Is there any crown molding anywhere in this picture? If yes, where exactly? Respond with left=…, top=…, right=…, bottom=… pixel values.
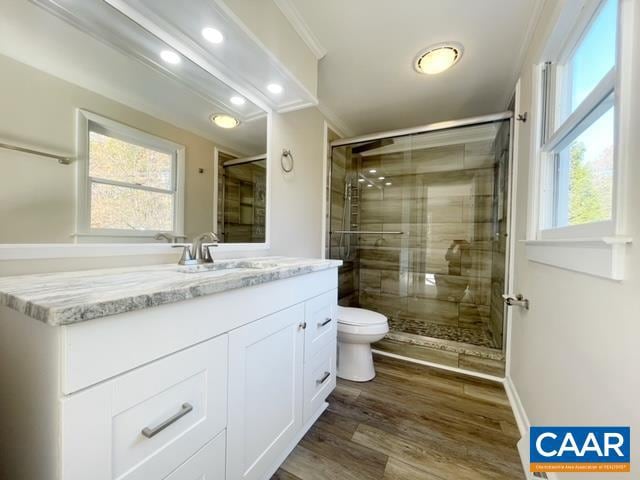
left=316, top=103, right=355, bottom=138
left=273, top=0, right=327, bottom=60
left=503, top=0, right=547, bottom=107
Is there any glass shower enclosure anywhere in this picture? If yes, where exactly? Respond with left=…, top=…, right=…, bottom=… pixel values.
left=328, top=113, right=512, bottom=376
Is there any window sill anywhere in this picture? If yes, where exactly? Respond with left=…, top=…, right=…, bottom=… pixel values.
left=523, top=236, right=632, bottom=280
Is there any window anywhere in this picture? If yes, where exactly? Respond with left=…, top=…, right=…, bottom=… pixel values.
left=77, top=111, right=184, bottom=237
left=539, top=0, right=617, bottom=238
left=526, top=0, right=631, bottom=280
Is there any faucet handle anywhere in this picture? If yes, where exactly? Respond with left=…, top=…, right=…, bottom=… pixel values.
left=172, top=244, right=198, bottom=265
left=200, top=242, right=219, bottom=263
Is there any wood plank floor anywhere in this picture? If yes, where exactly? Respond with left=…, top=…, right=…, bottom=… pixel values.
left=272, top=354, right=524, bottom=480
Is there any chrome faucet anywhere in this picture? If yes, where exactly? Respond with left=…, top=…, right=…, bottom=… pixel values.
left=172, top=232, right=220, bottom=265
left=155, top=233, right=189, bottom=243
left=193, top=232, right=220, bottom=263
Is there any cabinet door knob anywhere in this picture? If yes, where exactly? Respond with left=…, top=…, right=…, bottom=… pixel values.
left=299, top=321, right=307, bottom=330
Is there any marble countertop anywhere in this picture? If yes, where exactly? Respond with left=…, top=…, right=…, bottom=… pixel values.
left=0, top=257, right=342, bottom=326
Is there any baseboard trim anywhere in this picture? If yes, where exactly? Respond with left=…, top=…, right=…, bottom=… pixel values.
left=504, top=376, right=559, bottom=480
left=504, top=374, right=529, bottom=436
left=372, top=349, right=504, bottom=383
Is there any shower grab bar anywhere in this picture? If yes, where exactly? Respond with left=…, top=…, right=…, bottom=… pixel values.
left=332, top=230, right=404, bottom=235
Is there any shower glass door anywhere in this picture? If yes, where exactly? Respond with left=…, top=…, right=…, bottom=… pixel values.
left=329, top=118, right=511, bottom=375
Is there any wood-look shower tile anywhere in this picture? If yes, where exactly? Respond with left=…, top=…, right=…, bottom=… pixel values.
left=409, top=273, right=472, bottom=303
left=360, top=268, right=382, bottom=293
left=459, top=353, right=505, bottom=377
left=359, top=292, right=408, bottom=319
left=359, top=247, right=402, bottom=271
left=459, top=303, right=489, bottom=327
left=373, top=339, right=459, bottom=367
left=406, top=297, right=459, bottom=325
left=461, top=250, right=493, bottom=279
left=379, top=270, right=410, bottom=296
left=464, top=140, right=496, bottom=170
left=462, top=195, right=494, bottom=223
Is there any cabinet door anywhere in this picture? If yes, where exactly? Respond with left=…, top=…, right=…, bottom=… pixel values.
left=165, top=431, right=226, bottom=480
left=227, top=304, right=305, bottom=480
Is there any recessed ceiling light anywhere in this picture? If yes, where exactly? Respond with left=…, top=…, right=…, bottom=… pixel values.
left=160, top=50, right=181, bottom=65
left=369, top=169, right=377, bottom=174
left=366, top=184, right=373, bottom=188
left=378, top=176, right=385, bottom=180
left=385, top=182, right=392, bottom=186
left=358, top=178, right=365, bottom=183
left=202, top=27, right=224, bottom=44
left=230, top=95, right=246, bottom=106
left=414, top=43, right=463, bottom=75
left=267, top=83, right=283, bottom=94
left=211, top=114, right=240, bottom=129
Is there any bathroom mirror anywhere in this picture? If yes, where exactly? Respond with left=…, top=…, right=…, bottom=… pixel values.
left=0, top=0, right=268, bottom=246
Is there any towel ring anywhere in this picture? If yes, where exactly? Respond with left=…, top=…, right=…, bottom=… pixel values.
left=281, top=149, right=294, bottom=173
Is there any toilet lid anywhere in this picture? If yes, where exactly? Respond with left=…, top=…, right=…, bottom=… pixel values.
left=336, top=306, right=388, bottom=326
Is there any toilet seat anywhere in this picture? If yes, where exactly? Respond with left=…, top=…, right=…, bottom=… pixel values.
left=336, top=306, right=387, bottom=327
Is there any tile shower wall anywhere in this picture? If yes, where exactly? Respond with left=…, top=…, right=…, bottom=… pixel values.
left=356, top=139, right=499, bottom=348
left=329, top=140, right=359, bottom=306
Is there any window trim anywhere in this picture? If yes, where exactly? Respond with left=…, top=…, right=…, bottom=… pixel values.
left=75, top=109, right=185, bottom=239
left=538, top=0, right=617, bottom=239
left=525, top=0, right=632, bottom=280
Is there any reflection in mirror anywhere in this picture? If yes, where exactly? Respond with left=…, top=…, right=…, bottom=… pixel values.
left=0, top=0, right=268, bottom=244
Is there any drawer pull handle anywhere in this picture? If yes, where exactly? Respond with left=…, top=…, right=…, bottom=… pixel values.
left=318, top=318, right=332, bottom=327
left=141, top=402, right=193, bottom=439
left=316, top=371, right=331, bottom=385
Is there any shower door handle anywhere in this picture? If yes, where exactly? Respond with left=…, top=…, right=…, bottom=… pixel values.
left=503, top=294, right=529, bottom=310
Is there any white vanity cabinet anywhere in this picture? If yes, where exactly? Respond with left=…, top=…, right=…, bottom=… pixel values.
left=227, top=291, right=337, bottom=480
left=0, top=264, right=339, bottom=480
left=227, top=304, right=306, bottom=480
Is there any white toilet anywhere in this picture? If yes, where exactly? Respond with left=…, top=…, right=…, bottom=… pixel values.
left=336, top=306, right=389, bottom=382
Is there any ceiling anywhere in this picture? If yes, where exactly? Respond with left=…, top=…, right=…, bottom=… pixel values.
left=1, top=0, right=268, bottom=155
left=286, top=0, right=540, bottom=136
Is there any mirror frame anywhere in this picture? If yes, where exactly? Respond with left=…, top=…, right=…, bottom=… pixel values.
left=0, top=112, right=272, bottom=260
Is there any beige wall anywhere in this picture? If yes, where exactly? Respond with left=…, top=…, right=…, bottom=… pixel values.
left=510, top=1, right=639, bottom=477
left=0, top=54, right=221, bottom=243
left=269, top=107, right=327, bottom=257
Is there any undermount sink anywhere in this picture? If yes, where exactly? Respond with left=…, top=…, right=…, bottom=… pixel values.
left=176, top=260, right=277, bottom=274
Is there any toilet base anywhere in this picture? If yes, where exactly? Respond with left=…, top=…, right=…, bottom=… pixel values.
left=337, top=341, right=376, bottom=382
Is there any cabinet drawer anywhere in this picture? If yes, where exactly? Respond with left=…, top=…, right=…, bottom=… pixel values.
left=303, top=340, right=337, bottom=423
left=61, top=335, right=228, bottom=480
left=164, top=430, right=225, bottom=480
left=303, top=289, right=337, bottom=362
